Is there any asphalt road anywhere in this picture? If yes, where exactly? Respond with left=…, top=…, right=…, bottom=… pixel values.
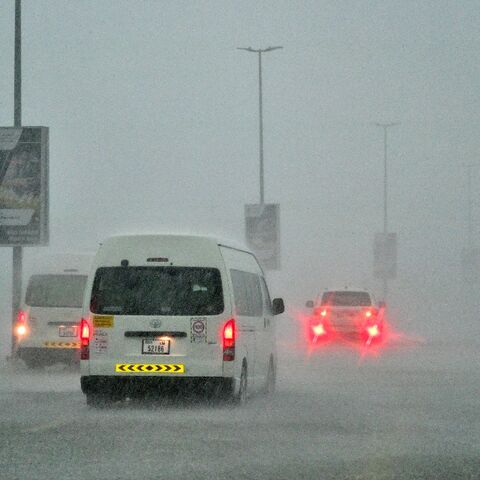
left=0, top=329, right=479, bottom=480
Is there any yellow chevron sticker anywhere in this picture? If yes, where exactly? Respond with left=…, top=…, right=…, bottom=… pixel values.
left=115, top=364, right=185, bottom=374
left=43, top=341, right=80, bottom=349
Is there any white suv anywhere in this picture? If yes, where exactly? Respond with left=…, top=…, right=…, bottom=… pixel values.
left=306, top=289, right=385, bottom=343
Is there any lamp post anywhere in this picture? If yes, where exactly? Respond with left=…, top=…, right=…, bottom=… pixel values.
left=375, top=122, right=399, bottom=300
left=237, top=46, right=282, bottom=204
left=12, top=0, right=22, bottom=355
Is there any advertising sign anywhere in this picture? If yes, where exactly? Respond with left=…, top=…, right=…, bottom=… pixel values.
left=245, top=203, right=280, bottom=270
left=373, top=232, right=397, bottom=279
left=0, top=127, right=48, bottom=245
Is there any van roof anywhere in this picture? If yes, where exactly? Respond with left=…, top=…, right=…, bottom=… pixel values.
left=95, top=234, right=254, bottom=267
left=25, top=253, right=93, bottom=276
left=101, top=234, right=250, bottom=252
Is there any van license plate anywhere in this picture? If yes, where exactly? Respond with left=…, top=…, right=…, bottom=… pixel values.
left=59, top=326, right=78, bottom=337
left=142, top=339, right=170, bottom=355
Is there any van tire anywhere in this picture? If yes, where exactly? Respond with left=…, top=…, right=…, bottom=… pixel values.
left=264, top=357, right=276, bottom=396
left=234, top=362, right=248, bottom=405
left=24, top=358, right=43, bottom=370
left=86, top=393, right=111, bottom=408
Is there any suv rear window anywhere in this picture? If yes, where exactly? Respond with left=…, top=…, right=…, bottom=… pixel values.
left=26, top=274, right=87, bottom=308
left=320, top=291, right=371, bottom=307
left=90, top=267, right=224, bottom=316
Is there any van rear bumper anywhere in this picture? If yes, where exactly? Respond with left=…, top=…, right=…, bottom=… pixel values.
left=17, top=347, right=79, bottom=366
left=81, top=375, right=235, bottom=397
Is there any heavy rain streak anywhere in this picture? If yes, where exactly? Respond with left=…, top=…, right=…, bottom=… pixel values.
left=0, top=2, right=479, bottom=479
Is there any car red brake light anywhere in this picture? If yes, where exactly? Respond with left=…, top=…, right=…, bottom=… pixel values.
left=223, top=319, right=236, bottom=361
left=312, top=323, right=326, bottom=336
left=365, top=308, right=378, bottom=319
left=79, top=318, right=91, bottom=360
left=14, top=310, right=28, bottom=337
left=366, top=324, right=380, bottom=337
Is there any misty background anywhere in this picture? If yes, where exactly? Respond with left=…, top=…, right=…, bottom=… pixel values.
left=1, top=0, right=479, bottom=357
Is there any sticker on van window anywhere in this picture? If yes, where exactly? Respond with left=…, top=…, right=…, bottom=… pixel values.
left=191, top=318, right=207, bottom=343
left=92, top=331, right=108, bottom=354
left=93, top=315, right=114, bottom=328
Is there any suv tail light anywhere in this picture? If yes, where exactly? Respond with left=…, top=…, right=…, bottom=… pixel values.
left=366, top=324, right=380, bottom=337
left=365, top=308, right=378, bottom=319
left=314, top=307, right=328, bottom=317
left=223, top=319, right=236, bottom=361
left=79, top=318, right=91, bottom=360
left=14, top=310, right=28, bottom=337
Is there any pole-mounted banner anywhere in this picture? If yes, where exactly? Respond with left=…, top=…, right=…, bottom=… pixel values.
left=245, top=203, right=280, bottom=270
left=0, top=126, right=49, bottom=246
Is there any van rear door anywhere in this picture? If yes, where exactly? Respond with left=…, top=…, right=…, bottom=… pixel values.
left=24, top=274, right=86, bottom=347
left=88, top=266, right=227, bottom=376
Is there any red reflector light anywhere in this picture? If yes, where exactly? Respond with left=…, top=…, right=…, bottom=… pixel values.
left=17, top=310, right=26, bottom=324
left=79, top=318, right=91, bottom=360
left=223, top=319, right=236, bottom=361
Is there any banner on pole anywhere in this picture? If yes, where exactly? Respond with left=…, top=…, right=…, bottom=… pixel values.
left=373, top=232, right=397, bottom=279
left=0, top=127, right=49, bottom=245
left=245, top=203, right=280, bottom=270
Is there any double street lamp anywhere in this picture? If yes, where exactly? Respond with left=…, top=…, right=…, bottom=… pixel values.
left=237, top=46, right=283, bottom=205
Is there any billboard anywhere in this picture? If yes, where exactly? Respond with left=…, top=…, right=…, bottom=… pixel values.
left=245, top=203, right=280, bottom=270
left=0, top=127, right=49, bottom=245
left=373, top=232, right=397, bottom=279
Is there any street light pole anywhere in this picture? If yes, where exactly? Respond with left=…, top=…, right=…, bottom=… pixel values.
left=375, top=122, right=398, bottom=300
left=12, top=0, right=23, bottom=356
left=238, top=46, right=282, bottom=205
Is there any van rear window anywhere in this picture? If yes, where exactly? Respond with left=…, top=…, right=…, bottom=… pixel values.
left=320, top=291, right=371, bottom=307
left=26, top=274, right=87, bottom=308
left=90, top=267, right=224, bottom=316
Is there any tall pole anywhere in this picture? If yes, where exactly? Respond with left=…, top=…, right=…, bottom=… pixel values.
left=383, top=126, right=388, bottom=234
left=238, top=46, right=282, bottom=205
left=12, top=0, right=23, bottom=355
left=375, top=122, right=398, bottom=300
left=258, top=52, right=264, bottom=204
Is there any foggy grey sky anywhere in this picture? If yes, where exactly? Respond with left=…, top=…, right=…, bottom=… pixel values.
left=1, top=0, right=480, bottom=354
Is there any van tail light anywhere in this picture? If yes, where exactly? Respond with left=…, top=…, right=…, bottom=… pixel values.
left=14, top=310, right=28, bottom=337
left=79, top=318, right=91, bottom=360
left=223, top=319, right=236, bottom=361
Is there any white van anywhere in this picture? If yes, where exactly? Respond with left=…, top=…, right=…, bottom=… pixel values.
left=80, top=235, right=284, bottom=406
left=14, top=254, right=92, bottom=368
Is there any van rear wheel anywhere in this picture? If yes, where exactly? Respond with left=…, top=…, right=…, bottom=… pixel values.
left=234, top=363, right=248, bottom=405
left=86, top=393, right=111, bottom=408
left=264, top=357, right=276, bottom=396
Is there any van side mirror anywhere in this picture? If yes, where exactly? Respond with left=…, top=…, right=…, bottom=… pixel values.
left=305, top=300, right=314, bottom=308
left=272, top=298, right=285, bottom=315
